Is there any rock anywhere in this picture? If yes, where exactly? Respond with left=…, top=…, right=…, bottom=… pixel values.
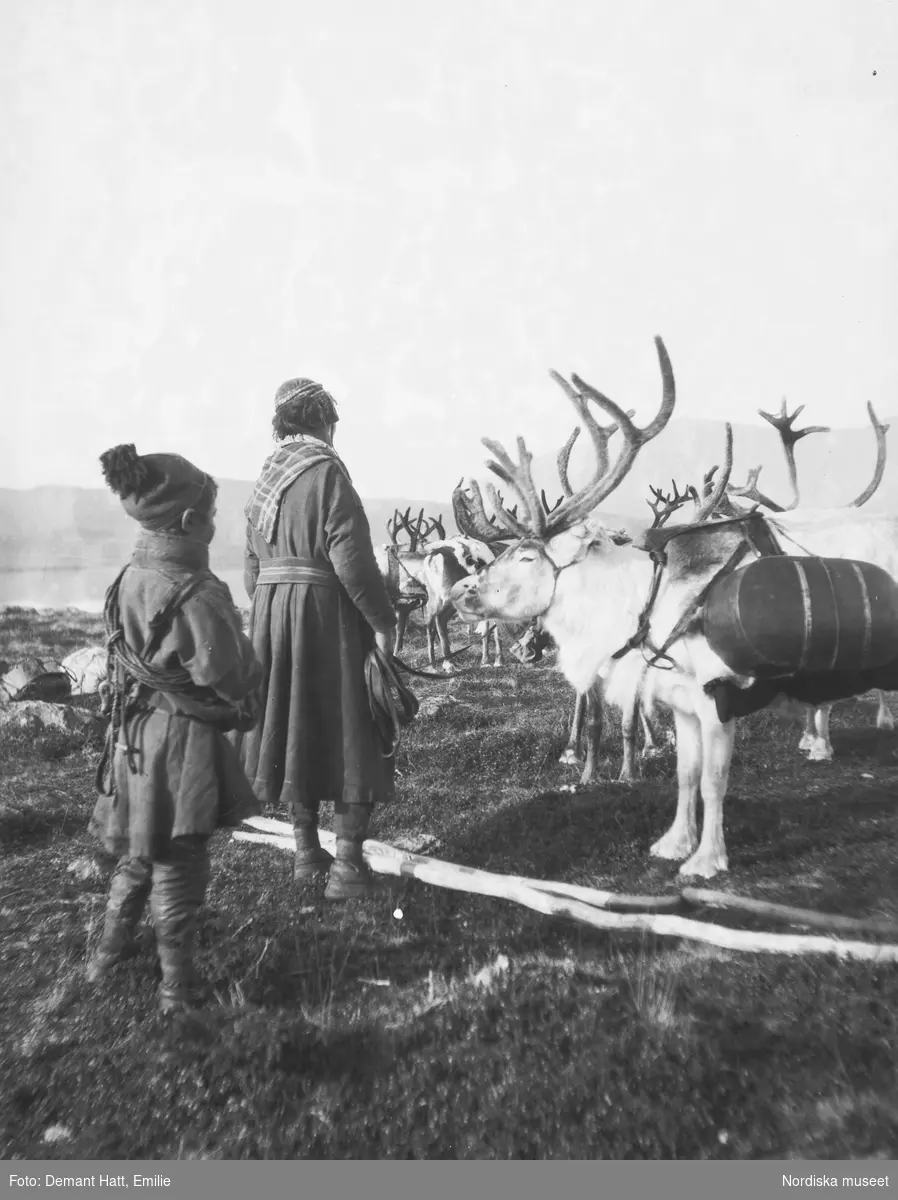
left=0, top=657, right=71, bottom=703
left=67, top=856, right=105, bottom=883
left=0, top=700, right=98, bottom=735
left=61, top=645, right=107, bottom=695
left=41, top=1125, right=73, bottom=1145
left=473, top=954, right=510, bottom=990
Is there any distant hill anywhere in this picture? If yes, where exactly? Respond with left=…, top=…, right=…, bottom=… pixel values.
left=2, top=410, right=896, bottom=575
left=0, top=481, right=460, bottom=574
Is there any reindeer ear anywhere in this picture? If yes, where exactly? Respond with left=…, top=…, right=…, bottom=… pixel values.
left=610, top=530, right=632, bottom=546
left=543, top=523, right=595, bottom=569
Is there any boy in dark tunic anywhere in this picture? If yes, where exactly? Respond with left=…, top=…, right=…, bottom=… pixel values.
left=88, top=444, right=262, bottom=1013
left=236, top=379, right=398, bottom=900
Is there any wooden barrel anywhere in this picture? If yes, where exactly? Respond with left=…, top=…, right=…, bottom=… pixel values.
left=702, top=556, right=898, bottom=678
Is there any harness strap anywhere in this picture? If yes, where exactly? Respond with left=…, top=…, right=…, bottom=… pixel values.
left=96, top=568, right=215, bottom=799
left=610, top=552, right=667, bottom=661
left=609, top=522, right=781, bottom=672
left=642, top=539, right=755, bottom=669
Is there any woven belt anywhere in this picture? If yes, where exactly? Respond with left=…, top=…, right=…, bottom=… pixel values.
left=255, top=557, right=338, bottom=587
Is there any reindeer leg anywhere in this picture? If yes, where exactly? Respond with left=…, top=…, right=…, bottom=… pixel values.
left=875, top=689, right=895, bottom=731
left=797, top=706, right=817, bottom=753
left=492, top=623, right=504, bottom=668
left=678, top=703, right=736, bottom=880
left=426, top=619, right=437, bottom=668
left=480, top=623, right=490, bottom=668
left=437, top=611, right=455, bottom=673
left=559, top=693, right=584, bottom=765
left=580, top=682, right=605, bottom=785
left=618, top=692, right=641, bottom=784
left=805, top=704, right=834, bottom=762
left=394, top=610, right=408, bottom=655
left=650, top=708, right=701, bottom=862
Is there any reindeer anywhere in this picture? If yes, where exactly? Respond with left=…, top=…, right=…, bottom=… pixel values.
left=718, top=399, right=896, bottom=760
left=449, top=335, right=898, bottom=878
left=378, top=506, right=504, bottom=670
left=378, top=507, right=445, bottom=653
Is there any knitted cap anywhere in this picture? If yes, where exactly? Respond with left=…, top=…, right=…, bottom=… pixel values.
left=274, top=378, right=339, bottom=425
left=99, top=444, right=214, bottom=531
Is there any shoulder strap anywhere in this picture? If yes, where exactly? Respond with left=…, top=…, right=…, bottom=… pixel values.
left=143, top=572, right=212, bottom=660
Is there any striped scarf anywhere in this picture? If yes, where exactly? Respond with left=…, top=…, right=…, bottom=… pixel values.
left=244, top=437, right=347, bottom=544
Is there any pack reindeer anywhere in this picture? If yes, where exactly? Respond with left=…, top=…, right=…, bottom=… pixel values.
left=450, top=335, right=898, bottom=878
left=377, top=506, right=503, bottom=670
left=717, top=399, right=896, bottom=761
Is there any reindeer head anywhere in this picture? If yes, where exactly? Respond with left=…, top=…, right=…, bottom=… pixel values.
left=451, top=336, right=679, bottom=624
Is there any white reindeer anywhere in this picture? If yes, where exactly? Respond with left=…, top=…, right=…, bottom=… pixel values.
left=449, top=336, right=898, bottom=878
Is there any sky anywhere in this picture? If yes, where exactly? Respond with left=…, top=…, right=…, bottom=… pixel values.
left=1, top=0, right=896, bottom=500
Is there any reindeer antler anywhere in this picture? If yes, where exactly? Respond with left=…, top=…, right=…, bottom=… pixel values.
left=467, top=338, right=675, bottom=542
left=692, top=424, right=734, bottom=523
left=386, top=510, right=402, bottom=546
left=451, top=479, right=510, bottom=544
left=541, top=336, right=676, bottom=534
left=481, top=436, right=546, bottom=536
left=847, top=402, right=890, bottom=507
left=416, top=513, right=445, bottom=545
left=756, top=398, right=830, bottom=510
left=727, top=465, right=785, bottom=513
left=547, top=379, right=638, bottom=492
left=556, top=428, right=580, bottom=498
left=646, top=479, right=699, bottom=529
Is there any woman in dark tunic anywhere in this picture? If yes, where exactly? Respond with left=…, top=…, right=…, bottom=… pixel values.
left=236, top=379, right=398, bottom=900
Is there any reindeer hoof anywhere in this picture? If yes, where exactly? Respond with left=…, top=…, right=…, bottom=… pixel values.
left=558, top=749, right=580, bottom=766
left=797, top=732, right=816, bottom=752
left=805, top=739, right=834, bottom=762
left=616, top=769, right=639, bottom=785
left=877, top=710, right=896, bottom=731
left=650, top=830, right=698, bottom=861
left=640, top=747, right=664, bottom=760
left=441, top=662, right=457, bottom=675
left=678, top=849, right=729, bottom=879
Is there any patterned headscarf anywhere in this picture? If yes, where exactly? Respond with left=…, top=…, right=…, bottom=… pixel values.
left=272, top=377, right=339, bottom=436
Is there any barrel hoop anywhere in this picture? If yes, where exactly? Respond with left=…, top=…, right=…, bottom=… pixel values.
left=818, top=558, right=841, bottom=672
left=792, top=560, right=813, bottom=672
left=850, top=561, right=873, bottom=665
left=730, top=562, right=751, bottom=656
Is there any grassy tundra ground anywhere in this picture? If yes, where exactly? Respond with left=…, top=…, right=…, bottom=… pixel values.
left=1, top=604, right=897, bottom=1161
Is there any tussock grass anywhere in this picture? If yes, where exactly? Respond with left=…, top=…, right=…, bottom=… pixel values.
left=1, top=608, right=898, bottom=1159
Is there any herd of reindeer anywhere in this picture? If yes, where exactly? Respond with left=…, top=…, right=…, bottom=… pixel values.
left=374, top=336, right=897, bottom=879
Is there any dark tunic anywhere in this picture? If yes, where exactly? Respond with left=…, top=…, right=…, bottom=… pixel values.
left=235, top=451, right=398, bottom=812
left=90, top=533, right=263, bottom=859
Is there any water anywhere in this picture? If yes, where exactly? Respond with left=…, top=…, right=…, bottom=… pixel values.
left=0, top=567, right=249, bottom=613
